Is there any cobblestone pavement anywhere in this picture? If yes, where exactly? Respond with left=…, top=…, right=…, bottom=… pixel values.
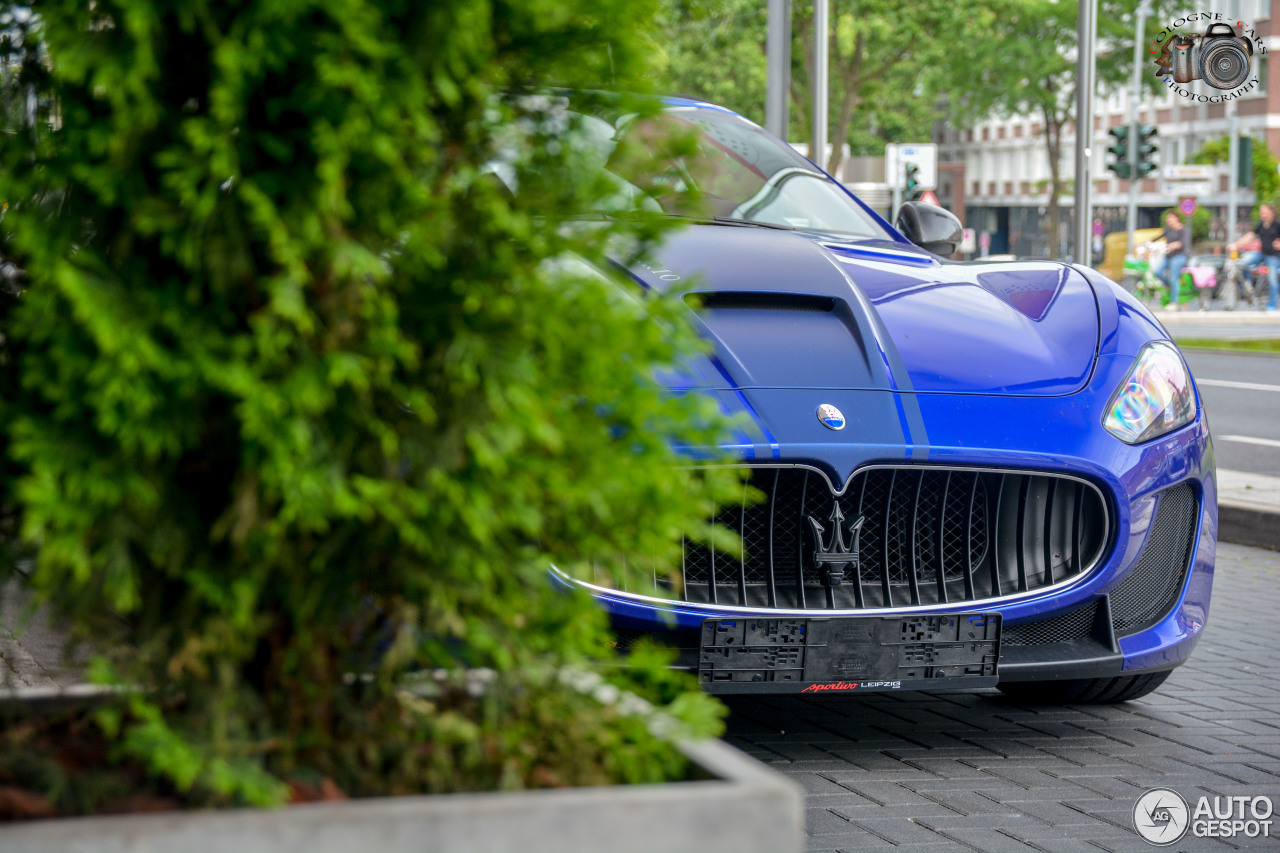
left=722, top=543, right=1280, bottom=852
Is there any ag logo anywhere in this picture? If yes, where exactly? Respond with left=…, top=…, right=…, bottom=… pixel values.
left=1133, top=788, right=1190, bottom=845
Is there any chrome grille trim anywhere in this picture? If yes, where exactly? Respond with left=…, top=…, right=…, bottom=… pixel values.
left=563, top=463, right=1112, bottom=617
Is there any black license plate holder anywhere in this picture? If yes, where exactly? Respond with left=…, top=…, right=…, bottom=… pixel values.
left=698, top=613, right=1000, bottom=694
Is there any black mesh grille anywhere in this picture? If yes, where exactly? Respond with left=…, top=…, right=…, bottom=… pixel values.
left=1003, top=601, right=1099, bottom=646
left=610, top=628, right=647, bottom=652
left=1111, top=484, right=1198, bottom=636
left=671, top=466, right=1109, bottom=612
left=610, top=627, right=697, bottom=654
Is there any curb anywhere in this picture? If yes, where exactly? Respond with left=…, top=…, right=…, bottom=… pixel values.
left=1157, top=311, right=1280, bottom=326
left=0, top=738, right=805, bottom=853
left=1218, top=500, right=1280, bottom=552
left=0, top=684, right=120, bottom=715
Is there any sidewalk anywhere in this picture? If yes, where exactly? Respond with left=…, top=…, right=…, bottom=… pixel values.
left=1217, top=468, right=1280, bottom=551
left=1155, top=308, right=1280, bottom=545
left=1156, top=302, right=1280, bottom=339
left=1157, top=306, right=1280, bottom=323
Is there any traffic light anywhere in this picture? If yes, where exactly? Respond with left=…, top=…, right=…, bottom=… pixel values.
left=904, top=163, right=920, bottom=197
left=1106, top=126, right=1132, bottom=179
left=1238, top=136, right=1254, bottom=187
left=1133, top=125, right=1159, bottom=178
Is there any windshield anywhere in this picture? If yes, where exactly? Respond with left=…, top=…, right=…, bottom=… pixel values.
left=492, top=98, right=892, bottom=242
left=602, top=106, right=890, bottom=240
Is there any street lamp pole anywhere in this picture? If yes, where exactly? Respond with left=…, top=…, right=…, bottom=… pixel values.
left=1074, top=0, right=1098, bottom=264
left=765, top=0, right=791, bottom=140
left=811, top=0, right=829, bottom=171
left=1127, top=0, right=1150, bottom=258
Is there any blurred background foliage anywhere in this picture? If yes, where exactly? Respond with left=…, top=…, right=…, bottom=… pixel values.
left=656, top=0, right=989, bottom=174
left=655, top=0, right=1177, bottom=258
left=0, top=0, right=744, bottom=808
left=1192, top=135, right=1280, bottom=218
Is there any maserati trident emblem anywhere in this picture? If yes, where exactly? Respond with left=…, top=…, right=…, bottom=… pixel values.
left=816, top=403, right=846, bottom=430
left=808, top=503, right=865, bottom=588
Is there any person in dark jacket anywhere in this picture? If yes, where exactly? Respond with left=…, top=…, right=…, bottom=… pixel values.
left=1230, top=202, right=1280, bottom=311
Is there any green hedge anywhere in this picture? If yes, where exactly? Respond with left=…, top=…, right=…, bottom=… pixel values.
left=0, top=0, right=740, bottom=808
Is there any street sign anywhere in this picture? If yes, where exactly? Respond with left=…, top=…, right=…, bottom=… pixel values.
left=884, top=143, right=938, bottom=190
left=1179, top=197, right=1197, bottom=216
left=1162, top=180, right=1213, bottom=197
left=1163, top=164, right=1215, bottom=180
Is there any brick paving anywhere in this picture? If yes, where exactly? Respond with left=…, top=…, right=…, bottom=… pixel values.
left=722, top=542, right=1280, bottom=852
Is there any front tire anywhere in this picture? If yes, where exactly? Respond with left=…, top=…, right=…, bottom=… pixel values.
left=997, top=671, right=1171, bottom=704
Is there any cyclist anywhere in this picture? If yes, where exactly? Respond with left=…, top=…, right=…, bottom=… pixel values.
left=1153, top=211, right=1190, bottom=311
left=1229, top=202, right=1280, bottom=312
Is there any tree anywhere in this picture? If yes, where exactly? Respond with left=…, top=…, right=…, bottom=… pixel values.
left=658, top=0, right=769, bottom=124
left=954, top=0, right=1171, bottom=258
left=657, top=0, right=991, bottom=175
left=0, top=0, right=737, bottom=810
left=840, top=64, right=945, bottom=157
left=790, top=0, right=994, bottom=176
left=1191, top=135, right=1280, bottom=216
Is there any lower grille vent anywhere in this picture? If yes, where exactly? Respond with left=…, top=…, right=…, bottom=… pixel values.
left=1004, top=601, right=1100, bottom=646
left=1111, top=484, right=1198, bottom=636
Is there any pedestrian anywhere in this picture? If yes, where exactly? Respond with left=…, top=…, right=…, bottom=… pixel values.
left=1154, top=211, right=1190, bottom=312
left=1229, top=202, right=1280, bottom=311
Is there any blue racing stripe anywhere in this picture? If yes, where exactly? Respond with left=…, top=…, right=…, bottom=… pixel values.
left=707, top=356, right=781, bottom=459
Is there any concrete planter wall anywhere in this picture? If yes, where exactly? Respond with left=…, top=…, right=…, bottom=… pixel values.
left=0, top=738, right=804, bottom=853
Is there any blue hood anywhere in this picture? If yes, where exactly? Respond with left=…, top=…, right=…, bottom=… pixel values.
left=627, top=225, right=1099, bottom=397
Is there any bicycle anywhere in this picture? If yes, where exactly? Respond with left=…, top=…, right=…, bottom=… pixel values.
left=1220, top=249, right=1259, bottom=311
left=1121, top=242, right=1167, bottom=305
left=1122, top=241, right=1195, bottom=308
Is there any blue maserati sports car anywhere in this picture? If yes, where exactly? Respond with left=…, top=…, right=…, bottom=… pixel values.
left=553, top=98, right=1215, bottom=703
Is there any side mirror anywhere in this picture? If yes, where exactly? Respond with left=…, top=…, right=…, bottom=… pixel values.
left=896, top=201, right=963, bottom=256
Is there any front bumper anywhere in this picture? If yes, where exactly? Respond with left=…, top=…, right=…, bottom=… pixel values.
left=573, top=388, right=1216, bottom=693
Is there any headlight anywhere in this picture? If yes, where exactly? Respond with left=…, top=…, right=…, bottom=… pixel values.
left=1103, top=341, right=1196, bottom=444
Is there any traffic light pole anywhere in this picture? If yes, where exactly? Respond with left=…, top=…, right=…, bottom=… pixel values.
left=1126, top=1, right=1148, bottom=259
left=1227, top=0, right=1239, bottom=249
left=1227, top=99, right=1239, bottom=247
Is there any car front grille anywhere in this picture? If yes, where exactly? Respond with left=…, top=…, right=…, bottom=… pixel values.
left=652, top=466, right=1109, bottom=612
